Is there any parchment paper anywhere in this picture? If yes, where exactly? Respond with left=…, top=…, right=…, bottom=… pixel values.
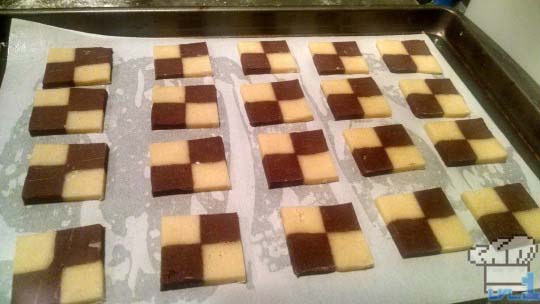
left=0, top=19, right=539, bottom=303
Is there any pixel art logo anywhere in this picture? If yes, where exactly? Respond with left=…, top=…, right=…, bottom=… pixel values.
left=468, top=236, right=539, bottom=301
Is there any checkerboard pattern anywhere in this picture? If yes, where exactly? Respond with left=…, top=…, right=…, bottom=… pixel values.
left=424, top=118, right=507, bottom=167
left=257, top=130, right=339, bottom=188
left=240, top=79, right=313, bottom=126
left=376, top=40, right=442, bottom=74
left=11, top=224, right=105, bottom=304
left=376, top=188, right=472, bottom=258
left=321, top=77, right=391, bottom=120
left=343, top=124, right=425, bottom=177
left=43, top=47, right=113, bottom=88
left=29, top=88, right=107, bottom=136
left=152, top=84, right=219, bottom=130
left=150, top=137, right=231, bottom=196
left=161, top=213, right=246, bottom=290
left=22, top=143, right=109, bottom=205
left=153, top=42, right=213, bottom=79
left=238, top=40, right=298, bottom=75
left=280, top=203, right=373, bottom=276
left=462, top=183, right=540, bottom=242
left=308, top=41, right=368, bottom=75
left=399, top=78, right=470, bottom=118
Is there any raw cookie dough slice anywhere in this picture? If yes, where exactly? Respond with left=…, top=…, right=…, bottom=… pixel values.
left=343, top=124, right=425, bottom=177
left=11, top=224, right=105, bottom=304
left=309, top=41, right=368, bottom=75
left=150, top=136, right=231, bottom=196
left=376, top=40, right=442, bottom=74
left=257, top=130, right=338, bottom=188
left=376, top=188, right=472, bottom=258
left=22, top=143, right=109, bottom=205
left=462, top=183, right=540, bottom=242
left=280, top=203, right=373, bottom=276
left=399, top=78, right=470, bottom=118
left=238, top=40, right=298, bottom=75
left=321, top=77, right=391, bottom=120
left=154, top=42, right=212, bottom=79
left=424, top=118, right=507, bottom=166
left=29, top=88, right=108, bottom=136
left=161, top=213, right=246, bottom=290
left=152, top=84, right=219, bottom=129
left=43, top=47, right=113, bottom=88
left=240, top=79, right=313, bottom=126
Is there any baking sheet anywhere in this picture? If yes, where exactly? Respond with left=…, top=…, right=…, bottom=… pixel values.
left=0, top=18, right=539, bottom=303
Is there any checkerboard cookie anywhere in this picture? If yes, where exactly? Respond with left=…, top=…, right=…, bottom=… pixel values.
left=152, top=84, right=219, bottom=130
left=11, top=224, right=105, bottom=304
left=425, top=118, right=507, bottom=166
left=43, top=47, right=112, bottom=88
left=257, top=130, right=338, bottom=188
left=376, top=188, right=472, bottom=258
left=161, top=213, right=246, bottom=290
left=399, top=78, right=470, bottom=118
left=238, top=40, right=298, bottom=75
left=376, top=40, right=442, bottom=74
left=321, top=77, right=391, bottom=120
left=343, top=124, right=425, bottom=177
left=22, top=143, right=109, bottom=205
left=29, top=88, right=107, bottom=136
left=280, top=203, right=373, bottom=276
left=462, top=183, right=540, bottom=242
left=153, top=42, right=212, bottom=79
left=240, top=79, right=313, bottom=126
left=150, top=137, right=231, bottom=196
left=308, top=41, right=368, bottom=75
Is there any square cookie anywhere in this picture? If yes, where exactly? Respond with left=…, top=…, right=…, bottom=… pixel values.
left=281, top=203, right=373, bottom=276
left=257, top=130, right=338, bottom=188
left=462, top=183, right=540, bottom=242
left=29, top=88, right=107, bottom=136
left=376, top=188, right=472, bottom=258
left=238, top=40, right=298, bottom=75
left=321, top=77, right=391, bottom=120
left=152, top=84, right=219, bottom=130
left=425, top=118, right=507, bottom=166
left=150, top=136, right=231, bottom=196
left=240, top=79, right=313, bottom=126
left=161, top=213, right=246, bottom=290
left=22, top=143, right=109, bottom=205
left=43, top=47, right=113, bottom=88
left=399, top=78, right=470, bottom=118
left=12, top=224, right=105, bottom=304
left=154, top=42, right=212, bottom=79
left=308, top=41, right=368, bottom=75
left=343, top=124, right=425, bottom=177
left=376, top=40, right=442, bottom=74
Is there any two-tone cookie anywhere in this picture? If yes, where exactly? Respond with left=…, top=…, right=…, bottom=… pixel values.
left=462, top=183, right=540, bottom=242
left=281, top=203, right=373, bottom=276
left=343, top=124, right=425, bottom=177
left=238, top=40, right=298, bottom=75
left=425, top=118, right=507, bottom=166
left=22, top=143, right=109, bottom=204
left=376, top=40, right=442, bottom=74
left=321, top=77, right=391, bottom=120
left=240, top=79, right=313, bottom=126
left=153, top=42, right=212, bottom=79
left=399, top=78, right=469, bottom=118
left=161, top=213, right=246, bottom=290
left=376, top=188, right=472, bottom=258
left=11, top=224, right=105, bottom=304
left=257, top=130, right=338, bottom=188
left=308, top=41, right=368, bottom=75
left=43, top=47, right=112, bottom=88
